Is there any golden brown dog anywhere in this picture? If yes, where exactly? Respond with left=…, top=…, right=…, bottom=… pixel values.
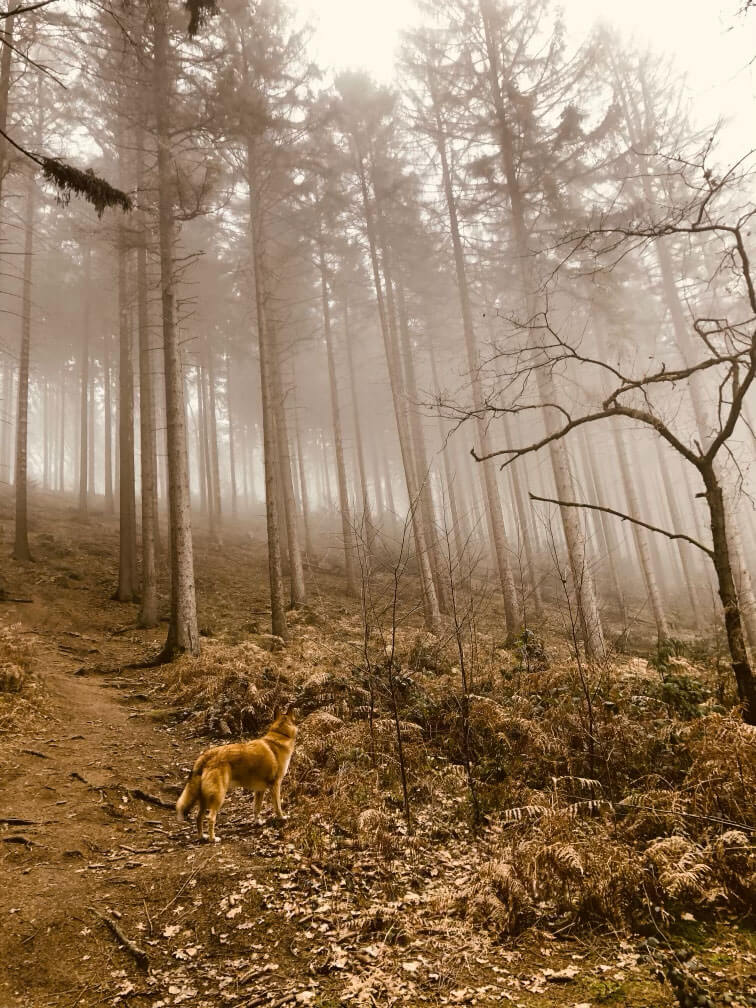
left=176, top=706, right=297, bottom=842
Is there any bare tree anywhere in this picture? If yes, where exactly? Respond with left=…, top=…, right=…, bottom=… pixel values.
left=463, top=152, right=756, bottom=723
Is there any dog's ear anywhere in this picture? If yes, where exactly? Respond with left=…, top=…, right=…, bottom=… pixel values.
left=284, top=701, right=296, bottom=716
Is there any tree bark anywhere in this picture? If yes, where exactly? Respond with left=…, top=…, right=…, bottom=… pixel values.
left=42, top=380, right=49, bottom=490
left=247, top=138, right=288, bottom=640
left=579, top=428, right=627, bottom=623
left=205, top=342, right=223, bottom=543
left=0, top=361, right=11, bottom=487
left=78, top=246, right=90, bottom=516
left=115, top=229, right=138, bottom=601
left=269, top=320, right=306, bottom=608
left=354, top=153, right=441, bottom=633
left=153, top=0, right=199, bottom=656
left=225, top=351, right=238, bottom=519
left=342, top=287, right=375, bottom=548
left=319, top=239, right=358, bottom=595
left=13, top=173, right=34, bottom=562
left=196, top=364, right=209, bottom=515
left=57, top=369, right=65, bottom=493
left=292, top=384, right=314, bottom=561
left=396, top=284, right=452, bottom=613
left=702, top=464, right=756, bottom=723
left=656, top=446, right=703, bottom=626
left=479, top=2, right=605, bottom=657
left=0, top=0, right=17, bottom=201
left=428, top=344, right=466, bottom=567
left=103, top=328, right=114, bottom=513
left=88, top=361, right=95, bottom=500
left=429, top=86, right=520, bottom=635
left=613, top=423, right=670, bottom=642
left=136, top=123, right=158, bottom=628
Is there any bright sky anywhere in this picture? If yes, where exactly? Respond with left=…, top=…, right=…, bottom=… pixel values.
left=297, top=0, right=755, bottom=157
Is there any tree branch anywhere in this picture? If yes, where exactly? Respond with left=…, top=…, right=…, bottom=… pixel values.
left=0, top=127, right=132, bottom=215
left=528, top=492, right=714, bottom=558
left=0, top=0, right=59, bottom=18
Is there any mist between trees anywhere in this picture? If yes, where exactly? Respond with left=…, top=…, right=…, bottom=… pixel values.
left=1, top=0, right=755, bottom=719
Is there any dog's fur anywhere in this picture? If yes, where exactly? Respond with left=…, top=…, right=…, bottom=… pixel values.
left=176, top=707, right=297, bottom=842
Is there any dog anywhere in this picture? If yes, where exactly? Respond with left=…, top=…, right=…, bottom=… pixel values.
left=176, top=705, right=297, bottom=843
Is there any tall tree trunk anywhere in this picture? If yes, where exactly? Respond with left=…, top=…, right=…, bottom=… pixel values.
left=153, top=0, right=199, bottom=656
left=0, top=361, right=12, bottom=486
left=379, top=435, right=395, bottom=516
left=701, top=463, right=756, bottom=724
left=270, top=321, right=306, bottom=608
left=103, top=329, right=114, bottom=513
left=206, top=342, right=223, bottom=544
left=657, top=450, right=704, bottom=627
left=342, top=288, right=374, bottom=548
left=88, top=364, right=95, bottom=499
left=0, top=0, right=17, bottom=203
left=42, top=380, right=49, bottom=490
left=354, top=153, right=440, bottom=633
left=115, top=229, right=138, bottom=601
left=78, top=247, right=90, bottom=516
left=395, top=283, right=451, bottom=612
left=57, top=370, right=65, bottom=493
left=429, top=345, right=466, bottom=565
left=225, top=352, right=238, bottom=519
left=613, top=423, right=670, bottom=642
left=318, top=240, right=358, bottom=595
left=13, top=174, right=34, bottom=562
left=247, top=140, right=288, bottom=641
left=321, top=433, right=334, bottom=512
left=196, top=365, right=209, bottom=515
left=614, top=57, right=755, bottom=650
left=292, top=385, right=314, bottom=561
left=429, top=87, right=519, bottom=635
left=480, top=2, right=605, bottom=657
left=136, top=122, right=158, bottom=628
left=579, top=429, right=627, bottom=624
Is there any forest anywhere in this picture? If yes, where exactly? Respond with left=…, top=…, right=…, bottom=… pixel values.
left=0, top=0, right=755, bottom=1006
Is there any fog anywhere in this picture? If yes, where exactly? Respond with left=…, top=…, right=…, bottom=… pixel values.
left=0, top=0, right=755, bottom=715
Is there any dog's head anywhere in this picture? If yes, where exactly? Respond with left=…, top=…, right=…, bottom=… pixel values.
left=270, top=702, right=298, bottom=738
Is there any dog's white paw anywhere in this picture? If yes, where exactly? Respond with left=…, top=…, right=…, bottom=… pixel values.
left=212, top=835, right=222, bottom=843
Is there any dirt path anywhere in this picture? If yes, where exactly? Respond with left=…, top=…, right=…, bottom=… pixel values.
left=0, top=613, right=308, bottom=1008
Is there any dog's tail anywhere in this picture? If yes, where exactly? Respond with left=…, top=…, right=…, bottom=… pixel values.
left=176, top=753, right=210, bottom=822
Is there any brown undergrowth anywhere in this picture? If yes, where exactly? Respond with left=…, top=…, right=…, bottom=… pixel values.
left=150, top=589, right=755, bottom=943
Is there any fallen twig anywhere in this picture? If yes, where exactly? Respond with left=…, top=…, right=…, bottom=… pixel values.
left=156, top=851, right=216, bottom=918
left=236, top=993, right=295, bottom=1008
left=90, top=909, right=149, bottom=970
left=129, top=788, right=174, bottom=810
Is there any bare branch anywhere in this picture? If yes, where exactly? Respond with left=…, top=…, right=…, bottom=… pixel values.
left=528, top=492, right=714, bottom=558
left=0, top=0, right=59, bottom=17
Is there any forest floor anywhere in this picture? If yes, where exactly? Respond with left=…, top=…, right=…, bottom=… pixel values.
left=0, top=492, right=754, bottom=1008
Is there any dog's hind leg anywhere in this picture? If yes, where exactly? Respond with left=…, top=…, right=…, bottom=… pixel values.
left=197, top=801, right=206, bottom=842
left=271, top=779, right=286, bottom=820
left=207, top=807, right=220, bottom=843
left=253, top=791, right=264, bottom=821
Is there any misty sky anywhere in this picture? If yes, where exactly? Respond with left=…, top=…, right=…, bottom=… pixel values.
left=297, top=0, right=755, bottom=158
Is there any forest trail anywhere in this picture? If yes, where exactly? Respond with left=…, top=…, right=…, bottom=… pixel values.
left=0, top=512, right=751, bottom=1008
left=0, top=578, right=313, bottom=1008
